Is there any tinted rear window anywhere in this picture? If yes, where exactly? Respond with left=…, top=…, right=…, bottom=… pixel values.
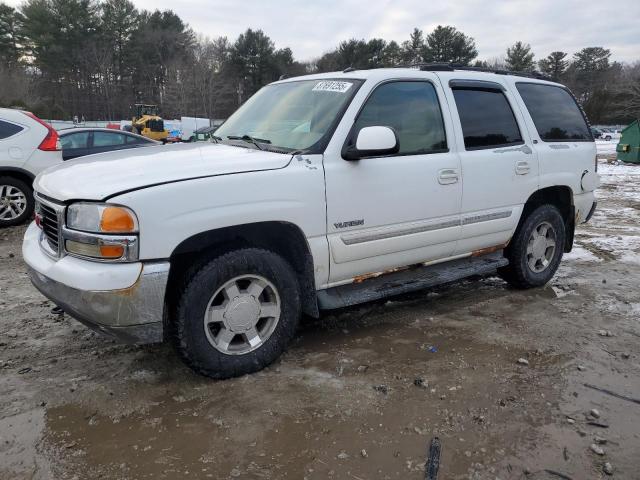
left=93, top=132, right=126, bottom=147
left=452, top=89, right=523, bottom=150
left=516, top=83, right=592, bottom=141
left=0, top=120, right=24, bottom=140
left=60, top=132, right=90, bottom=149
left=125, top=135, right=148, bottom=145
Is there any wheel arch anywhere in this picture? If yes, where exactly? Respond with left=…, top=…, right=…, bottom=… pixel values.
left=166, top=221, right=319, bottom=322
left=0, top=167, right=35, bottom=188
left=519, top=185, right=575, bottom=252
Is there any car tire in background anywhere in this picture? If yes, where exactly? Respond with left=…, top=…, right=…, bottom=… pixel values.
left=0, top=176, right=34, bottom=227
left=174, top=248, right=301, bottom=379
left=499, top=204, right=566, bottom=289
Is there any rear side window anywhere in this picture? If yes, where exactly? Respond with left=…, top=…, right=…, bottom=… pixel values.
left=125, top=135, right=148, bottom=145
left=452, top=88, right=523, bottom=150
left=0, top=120, right=24, bottom=140
left=353, top=81, right=447, bottom=156
left=60, top=132, right=90, bottom=149
left=516, top=83, right=592, bottom=141
left=93, top=132, right=126, bottom=147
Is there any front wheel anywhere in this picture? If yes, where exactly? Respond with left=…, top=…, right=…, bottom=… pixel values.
left=0, top=176, right=34, bottom=227
left=499, top=205, right=565, bottom=289
left=174, top=248, right=301, bottom=379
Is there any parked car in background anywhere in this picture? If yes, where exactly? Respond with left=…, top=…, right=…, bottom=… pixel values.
left=23, top=66, right=599, bottom=379
left=599, top=128, right=621, bottom=141
left=590, top=127, right=602, bottom=139
left=0, top=107, right=62, bottom=227
left=59, top=128, right=160, bottom=160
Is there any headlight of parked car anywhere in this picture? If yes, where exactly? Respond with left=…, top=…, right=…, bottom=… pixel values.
left=63, top=203, right=139, bottom=262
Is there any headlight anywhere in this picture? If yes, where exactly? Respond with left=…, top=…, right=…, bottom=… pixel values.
left=66, top=203, right=138, bottom=233
left=63, top=203, right=139, bottom=262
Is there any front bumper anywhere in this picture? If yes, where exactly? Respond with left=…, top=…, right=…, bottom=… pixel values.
left=23, top=223, right=169, bottom=344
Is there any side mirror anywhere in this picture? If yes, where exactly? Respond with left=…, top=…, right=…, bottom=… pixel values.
left=343, top=126, right=399, bottom=160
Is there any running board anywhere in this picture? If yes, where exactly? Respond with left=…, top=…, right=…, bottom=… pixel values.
left=317, top=251, right=509, bottom=310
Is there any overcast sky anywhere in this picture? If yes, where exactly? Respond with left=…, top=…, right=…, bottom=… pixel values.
left=6, top=0, right=640, bottom=62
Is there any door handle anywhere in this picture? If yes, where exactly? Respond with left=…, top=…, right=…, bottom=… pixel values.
left=515, top=160, right=531, bottom=175
left=438, top=168, right=459, bottom=185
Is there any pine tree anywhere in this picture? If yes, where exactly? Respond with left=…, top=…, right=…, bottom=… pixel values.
left=401, top=28, right=425, bottom=64
left=538, top=51, right=568, bottom=80
left=505, top=41, right=535, bottom=71
left=423, top=25, right=477, bottom=65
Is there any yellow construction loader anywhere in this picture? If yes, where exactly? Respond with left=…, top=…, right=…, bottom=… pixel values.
left=130, top=104, right=168, bottom=142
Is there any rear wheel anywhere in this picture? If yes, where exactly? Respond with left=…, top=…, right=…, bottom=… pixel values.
left=499, top=205, right=565, bottom=289
left=174, top=248, right=301, bottom=379
left=0, top=176, right=34, bottom=227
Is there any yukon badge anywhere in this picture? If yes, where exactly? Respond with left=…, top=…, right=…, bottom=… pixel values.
left=334, top=219, right=364, bottom=229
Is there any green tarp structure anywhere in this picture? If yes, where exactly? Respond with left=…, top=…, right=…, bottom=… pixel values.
left=616, top=120, right=640, bottom=163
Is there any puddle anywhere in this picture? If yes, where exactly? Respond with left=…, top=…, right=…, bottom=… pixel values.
left=33, top=322, right=555, bottom=479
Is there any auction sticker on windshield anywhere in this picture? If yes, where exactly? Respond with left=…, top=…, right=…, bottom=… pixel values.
left=312, top=81, right=353, bottom=93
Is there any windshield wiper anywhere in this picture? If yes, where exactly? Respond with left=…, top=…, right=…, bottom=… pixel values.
left=226, top=134, right=271, bottom=151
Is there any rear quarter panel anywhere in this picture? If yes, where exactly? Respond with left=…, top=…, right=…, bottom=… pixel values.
left=505, top=78, right=597, bottom=196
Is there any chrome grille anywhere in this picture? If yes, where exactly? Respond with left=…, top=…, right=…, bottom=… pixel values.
left=40, top=202, right=60, bottom=250
left=35, top=194, right=65, bottom=258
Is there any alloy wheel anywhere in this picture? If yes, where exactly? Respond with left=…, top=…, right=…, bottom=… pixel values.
left=0, top=185, right=27, bottom=220
left=203, top=274, right=281, bottom=355
left=526, top=221, right=557, bottom=273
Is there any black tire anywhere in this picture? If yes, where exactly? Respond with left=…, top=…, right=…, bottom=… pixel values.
left=499, top=205, right=565, bottom=289
left=174, top=248, right=301, bottom=379
left=0, top=176, right=34, bottom=227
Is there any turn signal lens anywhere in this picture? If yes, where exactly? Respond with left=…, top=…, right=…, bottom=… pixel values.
left=99, top=244, right=125, bottom=258
left=100, top=207, right=136, bottom=233
left=65, top=240, right=126, bottom=259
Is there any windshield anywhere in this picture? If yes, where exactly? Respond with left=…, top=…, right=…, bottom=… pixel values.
left=215, top=79, right=362, bottom=152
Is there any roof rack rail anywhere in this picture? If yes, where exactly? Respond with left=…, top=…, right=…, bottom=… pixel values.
left=398, top=62, right=552, bottom=81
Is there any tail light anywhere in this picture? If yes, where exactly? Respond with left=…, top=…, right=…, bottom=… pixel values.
left=595, top=153, right=598, bottom=172
left=22, top=111, right=61, bottom=151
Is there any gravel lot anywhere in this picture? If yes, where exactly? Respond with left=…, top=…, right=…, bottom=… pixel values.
left=1, top=159, right=639, bottom=479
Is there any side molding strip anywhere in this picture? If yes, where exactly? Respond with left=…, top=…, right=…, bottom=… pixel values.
left=462, top=210, right=512, bottom=225
left=341, top=219, right=460, bottom=245
left=340, top=210, right=512, bottom=246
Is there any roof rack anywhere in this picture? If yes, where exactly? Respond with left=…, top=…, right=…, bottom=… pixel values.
left=398, top=62, right=552, bottom=81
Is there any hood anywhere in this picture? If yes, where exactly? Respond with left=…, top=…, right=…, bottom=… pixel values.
left=35, top=143, right=292, bottom=201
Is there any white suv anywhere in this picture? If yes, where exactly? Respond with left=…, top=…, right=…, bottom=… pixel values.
left=22, top=66, right=599, bottom=378
left=0, top=108, right=62, bottom=227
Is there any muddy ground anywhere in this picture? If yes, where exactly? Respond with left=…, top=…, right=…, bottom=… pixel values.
left=1, top=160, right=639, bottom=480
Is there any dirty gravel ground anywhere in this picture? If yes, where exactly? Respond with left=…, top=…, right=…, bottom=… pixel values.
left=1, top=160, right=639, bottom=480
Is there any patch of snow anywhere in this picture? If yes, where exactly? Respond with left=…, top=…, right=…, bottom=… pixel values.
left=563, top=245, right=602, bottom=263
left=583, top=233, right=640, bottom=253
left=598, top=162, right=640, bottom=176
left=596, top=140, right=617, bottom=156
left=618, top=253, right=640, bottom=266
